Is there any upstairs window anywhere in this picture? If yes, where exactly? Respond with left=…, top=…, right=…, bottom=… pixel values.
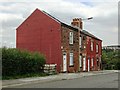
left=91, top=41, right=94, bottom=51
left=79, top=36, right=82, bottom=48
left=70, top=53, right=74, bottom=66
left=96, top=44, right=99, bottom=53
left=69, top=32, right=73, bottom=44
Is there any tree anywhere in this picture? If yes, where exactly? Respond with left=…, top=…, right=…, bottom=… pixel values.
left=102, top=49, right=120, bottom=70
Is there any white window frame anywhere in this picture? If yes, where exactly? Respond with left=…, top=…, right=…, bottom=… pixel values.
left=70, top=52, right=74, bottom=66
left=96, top=44, right=99, bottom=53
left=91, top=41, right=93, bottom=51
left=69, top=32, right=73, bottom=44
left=91, top=58, right=94, bottom=67
left=79, top=36, right=82, bottom=48
left=79, top=55, right=82, bottom=67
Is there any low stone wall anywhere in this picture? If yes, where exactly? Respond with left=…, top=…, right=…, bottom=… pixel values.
left=44, top=64, right=57, bottom=74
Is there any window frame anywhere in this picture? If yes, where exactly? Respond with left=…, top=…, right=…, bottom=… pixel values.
left=79, top=55, right=82, bottom=67
left=91, top=58, right=94, bottom=67
left=79, top=36, right=82, bottom=48
left=96, top=44, right=99, bottom=53
left=69, top=32, right=73, bottom=44
left=69, top=52, right=74, bottom=66
left=91, top=41, right=94, bottom=51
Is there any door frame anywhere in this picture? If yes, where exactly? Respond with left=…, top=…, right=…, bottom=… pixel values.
left=88, top=58, right=90, bottom=72
left=83, top=57, right=86, bottom=71
left=63, top=52, right=67, bottom=72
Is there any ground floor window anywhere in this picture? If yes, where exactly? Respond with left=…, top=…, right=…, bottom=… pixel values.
left=70, top=53, right=74, bottom=66
left=79, top=55, right=82, bottom=67
left=91, top=58, right=94, bottom=67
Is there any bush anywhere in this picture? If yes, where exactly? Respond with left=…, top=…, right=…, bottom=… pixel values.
left=102, top=49, right=120, bottom=70
left=2, top=47, right=46, bottom=77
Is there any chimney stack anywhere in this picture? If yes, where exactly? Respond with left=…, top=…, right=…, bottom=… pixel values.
left=71, top=18, right=83, bottom=30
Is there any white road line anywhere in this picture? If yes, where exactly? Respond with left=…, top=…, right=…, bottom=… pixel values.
left=2, top=79, right=57, bottom=88
left=2, top=82, right=34, bottom=88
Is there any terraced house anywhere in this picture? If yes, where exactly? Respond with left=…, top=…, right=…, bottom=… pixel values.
left=16, top=8, right=102, bottom=73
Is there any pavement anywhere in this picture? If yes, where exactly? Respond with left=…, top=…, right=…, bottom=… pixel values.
left=2, top=70, right=119, bottom=88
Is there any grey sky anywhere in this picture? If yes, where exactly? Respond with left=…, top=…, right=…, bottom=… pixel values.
left=0, top=0, right=119, bottom=48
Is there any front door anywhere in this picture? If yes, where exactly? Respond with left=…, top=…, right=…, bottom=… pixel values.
left=88, top=59, right=90, bottom=72
left=63, top=52, right=67, bottom=72
left=83, top=57, right=86, bottom=71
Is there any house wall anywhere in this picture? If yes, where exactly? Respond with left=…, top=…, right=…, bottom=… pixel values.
left=80, top=33, right=102, bottom=72
left=86, top=37, right=102, bottom=71
left=16, top=9, right=102, bottom=73
left=61, top=25, right=79, bottom=73
left=16, top=9, right=62, bottom=72
left=79, top=33, right=87, bottom=71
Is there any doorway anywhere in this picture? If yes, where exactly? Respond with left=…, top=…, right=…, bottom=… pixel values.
left=63, top=52, right=67, bottom=72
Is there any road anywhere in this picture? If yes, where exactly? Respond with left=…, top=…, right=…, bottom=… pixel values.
left=3, top=72, right=118, bottom=88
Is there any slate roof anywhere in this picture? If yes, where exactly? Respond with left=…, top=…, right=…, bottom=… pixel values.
left=81, top=30, right=102, bottom=41
left=42, top=10, right=78, bottom=31
left=42, top=10, right=62, bottom=23
left=42, top=9, right=101, bottom=41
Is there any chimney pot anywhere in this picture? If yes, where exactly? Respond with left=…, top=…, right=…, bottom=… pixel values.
left=71, top=18, right=83, bottom=30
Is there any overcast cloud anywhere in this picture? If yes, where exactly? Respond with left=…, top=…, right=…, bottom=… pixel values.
left=0, top=0, right=119, bottom=48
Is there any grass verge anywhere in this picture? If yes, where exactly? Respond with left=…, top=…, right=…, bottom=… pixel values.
left=2, top=72, right=56, bottom=80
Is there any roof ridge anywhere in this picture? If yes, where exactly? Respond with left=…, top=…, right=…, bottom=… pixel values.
left=81, top=30, right=102, bottom=41
left=42, top=10, right=61, bottom=23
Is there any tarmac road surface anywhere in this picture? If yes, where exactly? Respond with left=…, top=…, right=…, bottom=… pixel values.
left=3, top=72, right=118, bottom=88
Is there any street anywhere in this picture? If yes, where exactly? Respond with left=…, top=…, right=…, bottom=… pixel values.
left=3, top=72, right=118, bottom=88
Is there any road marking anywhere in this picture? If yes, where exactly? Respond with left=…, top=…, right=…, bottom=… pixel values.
left=2, top=82, right=34, bottom=88
left=2, top=79, right=59, bottom=88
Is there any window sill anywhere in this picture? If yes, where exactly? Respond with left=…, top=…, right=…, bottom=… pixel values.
left=69, top=65, right=74, bottom=67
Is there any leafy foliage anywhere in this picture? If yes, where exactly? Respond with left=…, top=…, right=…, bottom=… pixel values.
left=102, top=49, right=120, bottom=70
left=2, top=47, right=46, bottom=77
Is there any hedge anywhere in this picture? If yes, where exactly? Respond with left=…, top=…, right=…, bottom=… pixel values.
left=2, top=47, right=46, bottom=77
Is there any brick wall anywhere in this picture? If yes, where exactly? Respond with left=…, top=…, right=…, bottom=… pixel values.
left=61, top=25, right=79, bottom=72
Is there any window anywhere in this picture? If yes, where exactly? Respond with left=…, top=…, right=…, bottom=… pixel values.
left=79, top=36, right=82, bottom=48
left=69, top=32, right=73, bottom=44
left=79, top=55, right=82, bottom=67
left=70, top=53, right=74, bottom=66
left=91, top=58, right=94, bottom=67
left=96, top=44, right=99, bottom=53
left=91, top=41, right=94, bottom=51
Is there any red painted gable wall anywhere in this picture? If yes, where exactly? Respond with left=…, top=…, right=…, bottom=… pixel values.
left=16, top=9, right=62, bottom=72
left=86, top=37, right=102, bottom=71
